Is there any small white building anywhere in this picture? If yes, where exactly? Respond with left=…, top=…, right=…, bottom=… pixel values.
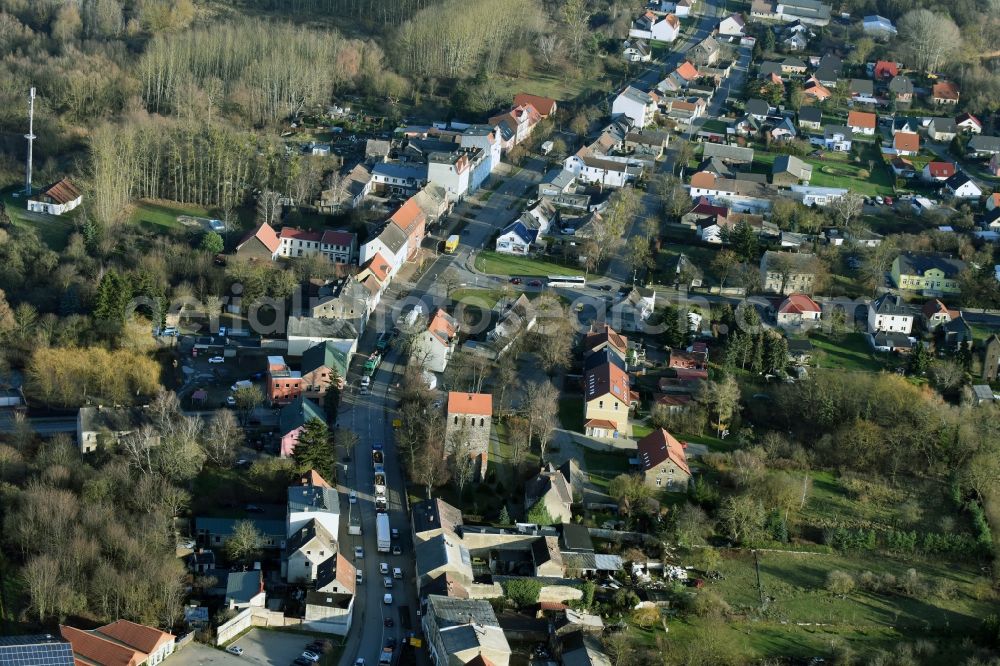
left=495, top=220, right=537, bottom=256
left=411, top=308, right=459, bottom=373
left=718, top=12, right=745, bottom=36
left=564, top=150, right=643, bottom=188
left=944, top=172, right=983, bottom=199
left=27, top=178, right=82, bottom=216
left=358, top=223, right=408, bottom=277
left=629, top=11, right=681, bottom=42
left=862, top=14, right=897, bottom=37
left=622, top=38, right=652, bottom=62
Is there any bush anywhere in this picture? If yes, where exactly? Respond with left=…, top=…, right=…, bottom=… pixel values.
left=826, top=570, right=856, bottom=596
left=690, top=589, right=731, bottom=618
left=501, top=579, right=543, bottom=607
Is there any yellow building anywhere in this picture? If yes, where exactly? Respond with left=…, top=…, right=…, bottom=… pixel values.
left=891, top=253, right=965, bottom=296
left=583, top=354, right=631, bottom=439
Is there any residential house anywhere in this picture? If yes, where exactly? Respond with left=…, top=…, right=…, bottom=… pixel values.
left=891, top=252, right=966, bottom=295
left=427, top=152, right=472, bottom=203
left=412, top=308, right=459, bottom=373
left=702, top=142, right=754, bottom=163
left=988, top=192, right=1000, bottom=211
left=287, top=472, right=340, bottom=538
left=195, top=516, right=285, bottom=550
left=890, top=157, right=916, bottom=178
left=772, top=155, right=812, bottom=186
left=560, top=631, right=612, bottom=666
left=891, top=116, right=919, bottom=135
left=750, top=0, right=831, bottom=25
left=922, top=299, right=959, bottom=330
left=583, top=355, right=630, bottom=439
left=687, top=35, right=722, bottom=67
left=278, top=396, right=326, bottom=458
left=286, top=315, right=359, bottom=358
left=862, top=14, right=897, bottom=36
left=629, top=11, right=681, bottom=42
left=768, top=116, right=798, bottom=142
left=27, top=178, right=82, bottom=216
left=849, top=78, right=876, bottom=104
left=892, top=131, right=920, bottom=156
left=873, top=60, right=899, bottom=80
left=422, top=595, right=511, bottom=666
left=513, top=93, right=557, bottom=118
left=760, top=250, right=817, bottom=294
left=285, top=519, right=336, bottom=584
left=634, top=429, right=691, bottom=491
left=370, top=162, right=427, bottom=195
left=776, top=293, right=822, bottom=327
left=524, top=463, right=575, bottom=523
left=622, top=38, right=652, bottom=62
left=624, top=129, right=670, bottom=157
left=488, top=103, right=542, bottom=153
left=945, top=172, right=983, bottom=199
left=780, top=56, right=808, bottom=75
left=583, top=324, right=629, bottom=363
left=495, top=220, right=537, bottom=256
left=612, top=86, right=659, bottom=129
left=77, top=406, right=147, bottom=454
left=356, top=252, right=392, bottom=305
left=484, top=294, right=537, bottom=358
left=718, top=12, right=746, bottom=36
left=359, top=221, right=408, bottom=276
left=0, top=635, right=74, bottom=666
left=746, top=98, right=772, bottom=121
left=798, top=106, right=822, bottom=129
left=415, top=535, right=474, bottom=594
left=658, top=61, right=700, bottom=92
left=932, top=80, right=960, bottom=105
left=307, top=277, right=374, bottom=333
left=60, top=622, right=176, bottom=666
left=968, top=135, right=1000, bottom=156
left=267, top=355, right=303, bottom=405
left=986, top=153, right=1000, bottom=177
left=664, top=96, right=707, bottom=125
left=888, top=75, right=913, bottom=104
left=389, top=197, right=428, bottom=260
left=868, top=331, right=915, bottom=353
left=781, top=28, right=810, bottom=51
left=317, top=164, right=372, bottom=212
left=612, top=287, right=657, bottom=332
left=922, top=161, right=956, bottom=182
left=235, top=222, right=281, bottom=261
left=445, top=392, right=493, bottom=477
left=563, top=148, right=644, bottom=188
left=531, top=536, right=565, bottom=577
left=821, top=125, right=852, bottom=151
left=868, top=293, right=914, bottom=334
left=814, top=54, right=841, bottom=86
left=927, top=117, right=957, bottom=142
left=847, top=111, right=877, bottom=135
left=803, top=77, right=831, bottom=102
left=412, top=498, right=463, bottom=544
left=226, top=570, right=265, bottom=610
left=941, top=316, right=973, bottom=350
left=301, top=341, right=349, bottom=404
left=956, top=113, right=983, bottom=134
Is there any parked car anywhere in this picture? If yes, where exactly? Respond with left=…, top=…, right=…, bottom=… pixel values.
left=380, top=562, right=389, bottom=575
left=226, top=646, right=244, bottom=656
left=390, top=528, right=399, bottom=540
left=509, top=277, right=522, bottom=285
left=383, top=594, right=393, bottom=605
left=208, top=356, right=225, bottom=364
left=301, top=652, right=320, bottom=663
left=392, top=545, right=402, bottom=556
left=528, top=279, right=542, bottom=287
left=349, top=490, right=357, bottom=504
left=356, top=569, right=363, bottom=584
left=355, top=546, right=364, bottom=559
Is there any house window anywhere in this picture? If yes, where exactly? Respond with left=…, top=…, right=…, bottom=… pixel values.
left=480, top=418, right=485, bottom=427
left=454, top=416, right=459, bottom=425
left=599, top=400, right=604, bottom=409
left=656, top=477, right=662, bottom=487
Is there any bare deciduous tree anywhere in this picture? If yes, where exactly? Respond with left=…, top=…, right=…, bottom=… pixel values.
left=204, top=410, right=243, bottom=467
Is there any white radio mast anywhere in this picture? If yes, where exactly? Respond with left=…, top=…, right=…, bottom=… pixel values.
left=24, top=87, right=35, bottom=195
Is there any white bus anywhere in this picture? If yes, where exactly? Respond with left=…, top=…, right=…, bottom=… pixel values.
left=547, top=275, right=587, bottom=288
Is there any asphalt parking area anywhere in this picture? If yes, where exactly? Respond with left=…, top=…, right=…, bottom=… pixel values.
left=226, top=628, right=314, bottom=666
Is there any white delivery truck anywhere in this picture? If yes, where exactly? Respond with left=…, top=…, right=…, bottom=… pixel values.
left=376, top=512, right=391, bottom=553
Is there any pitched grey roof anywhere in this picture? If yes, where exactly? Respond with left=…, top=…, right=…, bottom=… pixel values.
left=871, top=293, right=911, bottom=316
left=930, top=117, right=957, bottom=133
left=970, top=135, right=1000, bottom=153
left=425, top=595, right=499, bottom=628
left=894, top=252, right=966, bottom=278
left=287, top=315, right=359, bottom=340
left=226, top=570, right=262, bottom=604
left=746, top=98, right=771, bottom=116
left=761, top=250, right=817, bottom=272
left=773, top=155, right=812, bottom=179
left=376, top=221, right=408, bottom=254
left=888, top=75, right=913, bottom=94
left=759, top=61, right=783, bottom=77
left=849, top=78, right=874, bottom=95
left=286, top=518, right=336, bottom=554
left=798, top=107, right=822, bottom=124
left=702, top=142, right=754, bottom=162
left=288, top=485, right=341, bottom=515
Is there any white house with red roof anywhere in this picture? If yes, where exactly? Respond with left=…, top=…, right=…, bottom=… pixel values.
left=513, top=93, right=558, bottom=118
left=775, top=293, right=822, bottom=327
left=637, top=429, right=691, bottom=490
left=277, top=227, right=357, bottom=264
left=630, top=11, right=681, bottom=42
left=488, top=103, right=542, bottom=153
left=412, top=308, right=459, bottom=373
left=922, top=161, right=956, bottom=182
left=60, top=620, right=176, bottom=666
left=956, top=113, right=982, bottom=134
left=27, top=178, right=82, bottom=216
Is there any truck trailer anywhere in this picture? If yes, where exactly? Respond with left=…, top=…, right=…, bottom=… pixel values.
left=376, top=512, right=391, bottom=553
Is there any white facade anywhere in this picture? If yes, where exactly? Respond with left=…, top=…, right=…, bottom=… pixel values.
left=427, top=154, right=472, bottom=203
left=789, top=186, right=848, bottom=206
left=948, top=179, right=983, bottom=199
left=612, top=87, right=658, bottom=129
left=359, top=235, right=408, bottom=277
left=564, top=154, right=641, bottom=188
left=868, top=308, right=914, bottom=334
left=718, top=14, right=745, bottom=35
left=27, top=196, right=82, bottom=216
left=630, top=14, right=681, bottom=42
left=412, top=334, right=453, bottom=373
left=495, top=228, right=533, bottom=255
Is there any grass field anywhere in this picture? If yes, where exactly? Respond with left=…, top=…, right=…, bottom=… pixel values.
left=582, top=447, right=632, bottom=490
left=489, top=70, right=610, bottom=105
left=129, top=199, right=215, bottom=231
left=809, top=332, right=886, bottom=372
left=450, top=288, right=504, bottom=308
left=752, top=148, right=895, bottom=196
left=474, top=250, right=585, bottom=277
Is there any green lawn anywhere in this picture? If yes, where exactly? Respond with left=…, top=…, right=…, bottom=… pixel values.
left=809, top=333, right=886, bottom=372
left=489, top=70, right=610, bottom=105
left=582, top=447, right=632, bottom=490
left=2, top=187, right=77, bottom=250
left=450, top=288, right=504, bottom=308
left=752, top=148, right=895, bottom=196
left=474, top=250, right=585, bottom=277
left=129, top=199, right=216, bottom=231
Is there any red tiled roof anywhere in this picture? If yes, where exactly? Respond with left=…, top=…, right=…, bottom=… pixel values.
left=427, top=308, right=458, bottom=345
left=96, top=620, right=174, bottom=655
left=583, top=324, right=628, bottom=356
left=301, top=470, right=332, bottom=488
left=585, top=361, right=629, bottom=402
left=932, top=80, right=960, bottom=100
left=847, top=111, right=876, bottom=129
left=769, top=72, right=784, bottom=86
left=874, top=60, right=898, bottom=79
left=669, top=349, right=707, bottom=369
left=321, top=230, right=355, bottom=246
left=922, top=299, right=949, bottom=319
left=513, top=93, right=557, bottom=117
left=237, top=222, right=281, bottom=254
left=40, top=178, right=81, bottom=205
left=447, top=391, right=493, bottom=416
left=335, top=552, right=356, bottom=595
left=675, top=61, right=699, bottom=81
left=61, top=626, right=146, bottom=666
left=664, top=13, right=680, bottom=28
left=673, top=367, right=708, bottom=381
left=280, top=227, right=323, bottom=242
left=584, top=418, right=619, bottom=430
left=956, top=112, right=981, bottom=128
left=803, top=77, right=830, bottom=100
left=637, top=428, right=690, bottom=475
left=466, top=656, right=497, bottom=666
left=778, top=293, right=821, bottom=315
left=389, top=198, right=426, bottom=237
left=656, top=393, right=692, bottom=407
left=689, top=171, right=718, bottom=188
left=364, top=251, right=391, bottom=282
left=690, top=199, right=729, bottom=218
left=894, top=131, right=919, bottom=152
left=925, top=161, right=955, bottom=178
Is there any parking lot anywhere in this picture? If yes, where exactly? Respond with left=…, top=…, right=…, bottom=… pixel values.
left=172, top=629, right=340, bottom=666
